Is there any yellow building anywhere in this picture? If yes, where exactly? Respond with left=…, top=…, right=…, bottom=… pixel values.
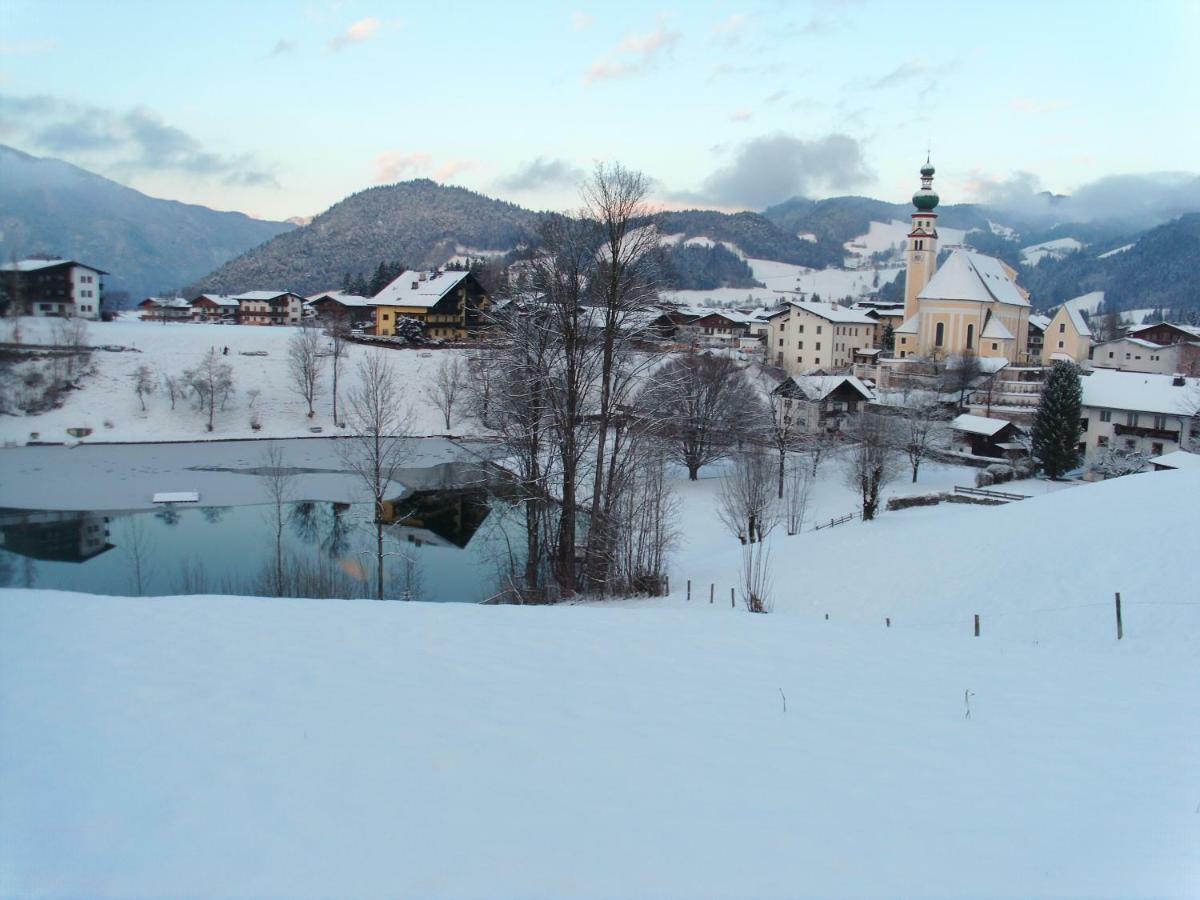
left=372, top=269, right=490, bottom=340
left=893, top=159, right=1032, bottom=365
left=1043, top=301, right=1093, bottom=364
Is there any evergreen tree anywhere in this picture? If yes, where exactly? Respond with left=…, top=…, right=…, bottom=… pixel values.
left=881, top=323, right=895, bottom=353
left=1032, top=361, right=1083, bottom=479
left=369, top=262, right=390, bottom=296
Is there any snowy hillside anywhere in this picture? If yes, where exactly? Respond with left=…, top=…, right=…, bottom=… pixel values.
left=1, top=468, right=1197, bottom=898
left=842, top=219, right=972, bottom=267
left=0, top=317, right=477, bottom=445
left=1020, top=237, right=1084, bottom=265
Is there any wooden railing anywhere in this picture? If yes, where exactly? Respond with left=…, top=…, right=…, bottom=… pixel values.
left=953, top=485, right=1028, bottom=502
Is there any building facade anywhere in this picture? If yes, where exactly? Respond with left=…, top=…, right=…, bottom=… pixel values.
left=235, top=291, right=304, bottom=326
left=766, top=301, right=878, bottom=375
left=0, top=258, right=107, bottom=320
left=1079, top=369, right=1198, bottom=464
left=373, top=270, right=490, bottom=340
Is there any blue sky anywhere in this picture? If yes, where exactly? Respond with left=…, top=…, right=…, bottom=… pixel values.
left=2, top=0, right=1198, bottom=221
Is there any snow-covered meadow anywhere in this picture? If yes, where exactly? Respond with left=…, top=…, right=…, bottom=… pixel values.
left=1, top=316, right=477, bottom=445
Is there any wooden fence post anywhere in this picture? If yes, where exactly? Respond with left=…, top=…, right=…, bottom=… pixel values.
left=886, top=617, right=890, bottom=628
left=974, top=614, right=980, bottom=637
left=709, top=583, right=714, bottom=604
left=1115, top=592, right=1123, bottom=640
left=686, top=579, right=691, bottom=602
left=731, top=587, right=735, bottom=608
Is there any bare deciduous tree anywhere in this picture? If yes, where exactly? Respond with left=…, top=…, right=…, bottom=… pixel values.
left=716, top=447, right=779, bottom=613
left=647, top=351, right=756, bottom=480
left=783, top=455, right=812, bottom=536
left=325, top=318, right=351, bottom=425
left=161, top=370, right=184, bottom=410
left=425, top=354, right=467, bottom=430
left=185, top=348, right=235, bottom=432
left=339, top=353, right=411, bottom=600
left=132, top=364, right=155, bottom=411
left=288, top=323, right=325, bottom=418
left=844, top=412, right=902, bottom=521
left=940, top=353, right=983, bottom=410
left=261, top=444, right=296, bottom=595
left=899, top=399, right=944, bottom=482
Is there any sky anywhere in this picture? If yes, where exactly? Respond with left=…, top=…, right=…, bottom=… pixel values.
left=2, top=0, right=1199, bottom=222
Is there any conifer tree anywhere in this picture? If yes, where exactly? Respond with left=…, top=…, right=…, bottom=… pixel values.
left=1032, top=360, right=1083, bottom=479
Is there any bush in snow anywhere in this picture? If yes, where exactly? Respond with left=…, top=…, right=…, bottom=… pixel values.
left=975, top=469, right=996, bottom=487
left=1014, top=457, right=1035, bottom=478
left=985, top=463, right=1015, bottom=484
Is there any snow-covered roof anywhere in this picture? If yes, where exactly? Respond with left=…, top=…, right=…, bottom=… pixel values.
left=693, top=309, right=757, bottom=325
left=767, top=300, right=877, bottom=325
left=774, top=374, right=875, bottom=403
left=917, top=250, right=1029, bottom=307
left=1080, top=369, right=1199, bottom=416
left=1029, top=314, right=1051, bottom=333
left=142, top=297, right=191, bottom=309
left=192, top=294, right=239, bottom=307
left=895, top=313, right=920, bottom=334
left=0, top=257, right=108, bottom=274
left=234, top=290, right=299, bottom=302
left=1066, top=305, right=1092, bottom=337
left=308, top=292, right=376, bottom=308
left=1129, top=321, right=1200, bottom=340
left=980, top=314, right=1015, bottom=341
left=374, top=270, right=469, bottom=309
left=950, top=414, right=1013, bottom=437
left=1149, top=450, right=1200, bottom=470
left=1092, top=337, right=1165, bottom=350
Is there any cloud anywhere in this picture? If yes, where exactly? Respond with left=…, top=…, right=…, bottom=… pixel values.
left=571, top=11, right=594, bottom=31
left=686, top=132, right=874, bottom=209
left=0, top=39, right=57, bottom=55
left=583, top=17, right=681, bottom=85
left=966, top=169, right=1200, bottom=227
left=0, top=92, right=277, bottom=186
left=372, top=150, right=476, bottom=185
left=267, top=39, right=297, bottom=57
left=861, top=59, right=928, bottom=90
left=712, top=14, right=746, bottom=45
left=328, top=17, right=381, bottom=50
left=499, top=157, right=586, bottom=192
left=729, top=109, right=752, bottom=123
left=1009, top=97, right=1071, bottom=114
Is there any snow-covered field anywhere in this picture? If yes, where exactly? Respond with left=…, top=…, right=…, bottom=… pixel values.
left=1, top=317, right=478, bottom=445
left=843, top=219, right=972, bottom=266
left=1098, top=242, right=1135, bottom=259
left=1021, top=237, right=1084, bottom=265
left=2, top=468, right=1197, bottom=898
left=663, top=257, right=903, bottom=309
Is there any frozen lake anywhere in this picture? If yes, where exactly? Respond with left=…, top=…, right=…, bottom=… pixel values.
left=0, top=437, right=526, bottom=602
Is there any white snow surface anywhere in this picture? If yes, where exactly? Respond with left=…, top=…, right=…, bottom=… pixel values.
left=0, top=317, right=480, bottom=444
left=1098, top=242, right=1135, bottom=259
left=843, top=219, right=972, bottom=265
left=2, top=467, right=1198, bottom=897
left=1020, top=237, right=1084, bottom=265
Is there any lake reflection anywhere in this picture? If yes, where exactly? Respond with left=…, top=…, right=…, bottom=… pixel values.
left=0, top=478, right=526, bottom=603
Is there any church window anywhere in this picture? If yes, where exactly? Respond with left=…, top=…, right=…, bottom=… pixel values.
left=966, top=324, right=974, bottom=350
left=935, top=322, right=945, bottom=347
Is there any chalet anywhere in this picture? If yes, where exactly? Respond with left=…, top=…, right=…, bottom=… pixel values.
left=234, top=290, right=304, bottom=326
left=687, top=310, right=755, bottom=345
left=307, top=292, right=377, bottom=327
left=1087, top=337, right=1193, bottom=375
left=139, top=297, right=193, bottom=322
left=190, top=294, right=238, bottom=322
left=1079, top=369, right=1199, bottom=464
left=948, top=414, right=1025, bottom=459
left=851, top=299, right=906, bottom=336
left=648, top=308, right=701, bottom=341
left=766, top=301, right=878, bottom=375
left=373, top=270, right=490, bottom=340
left=771, top=374, right=875, bottom=435
left=0, top=258, right=107, bottom=320
left=1126, top=321, right=1200, bottom=347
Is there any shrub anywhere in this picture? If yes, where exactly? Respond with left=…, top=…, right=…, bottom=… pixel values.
left=975, top=469, right=996, bottom=487
left=985, top=463, right=1015, bottom=484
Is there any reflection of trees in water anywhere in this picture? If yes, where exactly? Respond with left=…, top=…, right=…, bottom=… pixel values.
left=0, top=553, right=15, bottom=587
left=324, top=503, right=353, bottom=559
left=201, top=506, right=225, bottom=524
left=289, top=501, right=321, bottom=545
left=288, top=501, right=354, bottom=560
left=154, top=508, right=181, bottom=527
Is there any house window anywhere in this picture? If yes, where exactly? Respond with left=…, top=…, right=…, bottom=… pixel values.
left=1099, top=410, right=1111, bottom=422
left=1152, top=442, right=1164, bottom=456
left=1080, top=418, right=1088, bottom=431
left=816, top=325, right=823, bottom=334
left=798, top=341, right=803, bottom=349
left=966, top=323, right=974, bottom=350
left=1153, top=415, right=1168, bottom=430
left=1059, top=323, right=1066, bottom=333
left=1097, top=435, right=1109, bottom=448
left=1127, top=413, right=1139, bottom=426
left=900, top=337, right=907, bottom=345
left=1057, top=341, right=1065, bottom=349
left=778, top=338, right=783, bottom=347
left=1124, top=438, right=1136, bottom=450
left=935, top=322, right=945, bottom=347
left=991, top=343, right=998, bottom=350
left=815, top=342, right=821, bottom=351
left=1108, top=352, right=1114, bottom=358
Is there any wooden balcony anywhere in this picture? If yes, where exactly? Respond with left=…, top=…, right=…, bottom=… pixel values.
left=1113, top=423, right=1179, bottom=441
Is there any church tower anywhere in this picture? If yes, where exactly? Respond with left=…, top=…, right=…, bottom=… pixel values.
left=903, top=156, right=939, bottom=322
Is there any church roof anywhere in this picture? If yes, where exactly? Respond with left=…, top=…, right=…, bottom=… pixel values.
left=981, top=314, right=1015, bottom=340
left=895, top=312, right=920, bottom=334
left=917, top=250, right=1029, bottom=308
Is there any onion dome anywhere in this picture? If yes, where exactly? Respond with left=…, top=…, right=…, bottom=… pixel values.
left=920, top=161, right=935, bottom=177
left=912, top=187, right=939, bottom=211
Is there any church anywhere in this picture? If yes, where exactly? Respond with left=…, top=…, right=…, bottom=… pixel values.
left=892, top=159, right=1032, bottom=364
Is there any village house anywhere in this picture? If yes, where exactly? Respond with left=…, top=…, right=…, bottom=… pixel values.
left=1087, top=337, right=1196, bottom=375
left=1079, top=369, right=1198, bottom=464
left=0, top=258, right=107, bottom=320
left=235, top=290, right=304, bottom=326
left=766, top=301, right=878, bottom=375
left=138, top=297, right=193, bottom=322
left=1042, top=302, right=1092, bottom=364
left=686, top=310, right=755, bottom=345
left=1027, top=314, right=1050, bottom=364
left=1149, top=449, right=1200, bottom=472
left=307, top=292, right=377, bottom=328
left=372, top=269, right=490, bottom=340
left=1126, top=321, right=1200, bottom=347
left=948, top=414, right=1026, bottom=459
left=771, top=374, right=875, bottom=434
left=190, top=294, right=238, bottom=322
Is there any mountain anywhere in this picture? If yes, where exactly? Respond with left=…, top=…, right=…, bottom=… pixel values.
left=190, top=180, right=543, bottom=296
left=0, top=145, right=294, bottom=302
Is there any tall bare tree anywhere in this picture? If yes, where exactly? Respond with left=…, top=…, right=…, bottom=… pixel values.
left=288, top=323, right=325, bottom=418
left=716, top=447, right=779, bottom=613
left=783, top=455, right=813, bottom=536
left=425, top=354, right=468, bottom=430
left=940, top=353, right=983, bottom=410
left=261, top=444, right=296, bottom=595
left=844, top=412, right=902, bottom=521
left=899, top=399, right=944, bottom=482
left=339, top=353, right=411, bottom=600
left=132, top=364, right=155, bottom=411
left=324, top=316, right=351, bottom=425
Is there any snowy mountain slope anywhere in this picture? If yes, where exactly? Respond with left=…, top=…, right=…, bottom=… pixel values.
left=1020, top=237, right=1085, bottom=265
left=1, top=469, right=1197, bottom=898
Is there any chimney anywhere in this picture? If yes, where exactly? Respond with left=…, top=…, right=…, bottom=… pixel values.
left=1172, top=373, right=1186, bottom=386
left=419, top=272, right=427, bottom=282
left=411, top=280, right=419, bottom=290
